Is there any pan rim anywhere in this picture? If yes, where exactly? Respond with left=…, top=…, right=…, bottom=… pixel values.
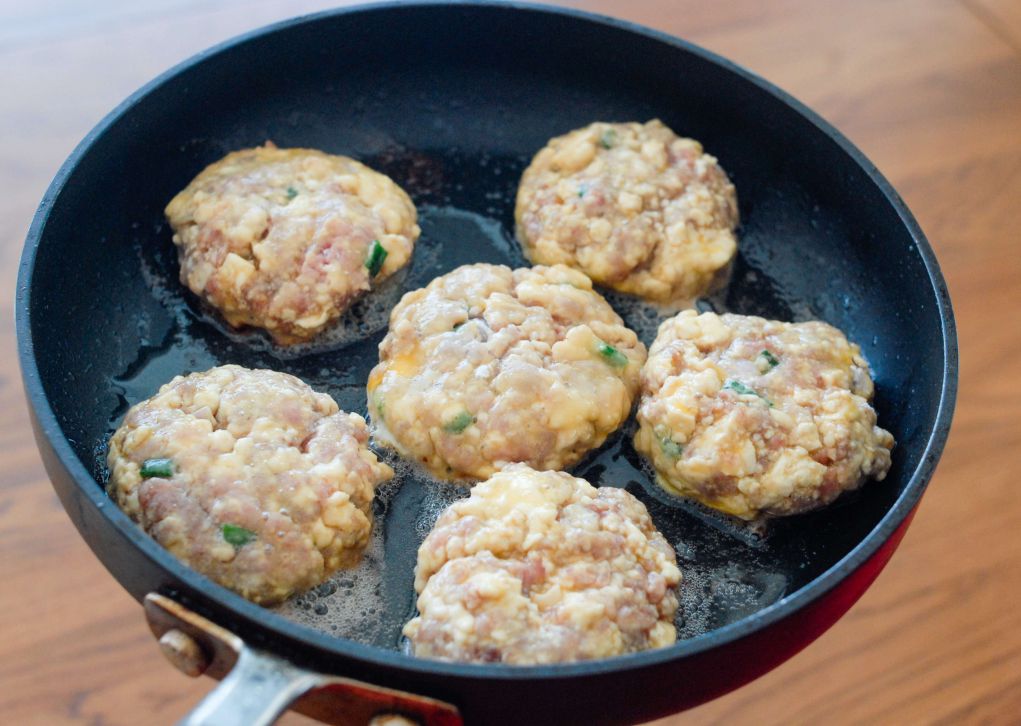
left=16, top=0, right=959, bottom=682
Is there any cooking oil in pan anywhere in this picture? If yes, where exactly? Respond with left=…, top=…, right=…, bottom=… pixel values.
left=271, top=456, right=471, bottom=646
left=272, top=476, right=403, bottom=644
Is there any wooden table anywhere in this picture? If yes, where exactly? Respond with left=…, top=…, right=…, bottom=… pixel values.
left=1, top=1, right=1018, bottom=724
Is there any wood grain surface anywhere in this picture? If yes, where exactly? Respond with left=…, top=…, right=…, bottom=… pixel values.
left=1, top=1, right=1018, bottom=724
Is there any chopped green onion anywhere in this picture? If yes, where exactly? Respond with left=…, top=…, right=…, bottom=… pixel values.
left=373, top=391, right=385, bottom=421
left=599, top=128, right=617, bottom=149
left=365, top=240, right=388, bottom=277
left=222, top=524, right=257, bottom=548
left=577, top=182, right=589, bottom=198
left=660, top=437, right=684, bottom=458
left=759, top=350, right=780, bottom=369
left=443, top=411, right=475, bottom=434
left=723, top=379, right=773, bottom=406
left=723, top=379, right=758, bottom=396
left=140, top=458, right=173, bottom=479
left=597, top=341, right=629, bottom=368
left=285, top=186, right=298, bottom=200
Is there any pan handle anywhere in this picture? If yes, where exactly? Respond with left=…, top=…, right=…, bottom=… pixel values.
left=144, top=593, right=462, bottom=726
left=179, top=646, right=321, bottom=726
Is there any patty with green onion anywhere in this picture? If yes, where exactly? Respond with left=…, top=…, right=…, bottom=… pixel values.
left=516, top=120, right=738, bottom=305
left=106, top=365, right=393, bottom=604
left=634, top=311, right=894, bottom=519
left=165, top=144, right=419, bottom=345
left=367, top=263, right=646, bottom=481
left=405, top=465, right=680, bottom=663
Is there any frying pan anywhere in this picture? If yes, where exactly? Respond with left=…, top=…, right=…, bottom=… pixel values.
left=15, top=2, right=957, bottom=725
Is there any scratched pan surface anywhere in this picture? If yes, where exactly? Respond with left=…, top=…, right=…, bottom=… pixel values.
left=17, top=3, right=956, bottom=725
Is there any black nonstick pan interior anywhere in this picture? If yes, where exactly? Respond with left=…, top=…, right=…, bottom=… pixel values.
left=20, top=2, right=954, bottom=721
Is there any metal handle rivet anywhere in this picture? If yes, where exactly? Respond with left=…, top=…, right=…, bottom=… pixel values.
left=158, top=628, right=209, bottom=677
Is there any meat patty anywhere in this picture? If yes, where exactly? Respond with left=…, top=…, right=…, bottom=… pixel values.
left=367, top=263, right=646, bottom=481
left=165, top=145, right=420, bottom=344
left=634, top=311, right=895, bottom=519
left=107, top=365, right=393, bottom=604
left=404, top=465, right=681, bottom=664
left=515, top=120, right=738, bottom=304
